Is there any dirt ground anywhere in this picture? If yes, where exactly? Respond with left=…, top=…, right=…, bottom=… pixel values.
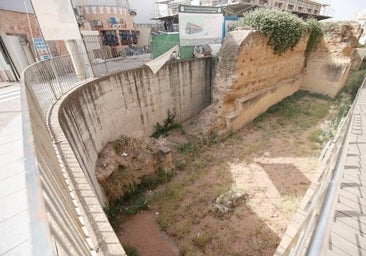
left=102, top=94, right=335, bottom=256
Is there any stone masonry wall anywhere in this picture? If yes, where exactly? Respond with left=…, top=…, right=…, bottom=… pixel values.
left=57, top=58, right=213, bottom=205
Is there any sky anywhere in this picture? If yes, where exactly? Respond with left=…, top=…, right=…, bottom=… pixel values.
left=327, top=0, right=366, bottom=21
left=130, top=0, right=366, bottom=23
left=0, top=0, right=365, bottom=23
left=129, top=0, right=156, bottom=23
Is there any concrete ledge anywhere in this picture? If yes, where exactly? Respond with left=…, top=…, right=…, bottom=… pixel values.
left=57, top=59, right=213, bottom=204
left=225, top=76, right=301, bottom=131
left=47, top=58, right=214, bottom=255
left=49, top=86, right=126, bottom=256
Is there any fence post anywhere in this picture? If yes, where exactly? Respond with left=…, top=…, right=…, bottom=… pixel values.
left=65, top=40, right=86, bottom=81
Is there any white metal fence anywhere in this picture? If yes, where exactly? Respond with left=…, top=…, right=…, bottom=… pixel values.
left=22, top=65, right=95, bottom=255
left=21, top=52, right=137, bottom=255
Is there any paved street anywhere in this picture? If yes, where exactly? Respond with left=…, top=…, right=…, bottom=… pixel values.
left=0, top=83, right=21, bottom=130
left=0, top=82, right=31, bottom=256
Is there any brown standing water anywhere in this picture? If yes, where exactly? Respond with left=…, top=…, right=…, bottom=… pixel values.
left=119, top=211, right=179, bottom=256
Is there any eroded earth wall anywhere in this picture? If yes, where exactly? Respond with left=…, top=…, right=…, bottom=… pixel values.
left=209, top=30, right=308, bottom=132
left=57, top=58, right=213, bottom=204
left=301, top=22, right=363, bottom=97
left=207, top=23, right=362, bottom=134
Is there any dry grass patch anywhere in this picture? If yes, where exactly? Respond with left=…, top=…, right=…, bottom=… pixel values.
left=101, top=87, right=361, bottom=255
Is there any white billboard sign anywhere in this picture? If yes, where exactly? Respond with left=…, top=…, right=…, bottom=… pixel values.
left=31, top=0, right=81, bottom=40
left=178, top=5, right=223, bottom=46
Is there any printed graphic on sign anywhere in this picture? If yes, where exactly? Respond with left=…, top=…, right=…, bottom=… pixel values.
left=33, top=38, right=50, bottom=61
left=178, top=5, right=223, bottom=46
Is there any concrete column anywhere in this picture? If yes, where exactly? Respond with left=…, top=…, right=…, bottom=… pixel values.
left=65, top=39, right=86, bottom=81
left=19, top=37, right=35, bottom=65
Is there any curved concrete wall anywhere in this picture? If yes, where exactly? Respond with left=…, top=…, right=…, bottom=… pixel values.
left=57, top=58, right=213, bottom=205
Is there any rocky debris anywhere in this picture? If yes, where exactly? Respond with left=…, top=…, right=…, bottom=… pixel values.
left=212, top=189, right=248, bottom=217
left=154, top=146, right=173, bottom=171
left=323, top=21, right=363, bottom=57
left=325, top=22, right=362, bottom=46
left=95, top=136, right=173, bottom=203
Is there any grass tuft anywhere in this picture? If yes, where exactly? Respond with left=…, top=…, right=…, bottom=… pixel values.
left=151, top=110, right=182, bottom=138
left=123, top=244, right=139, bottom=256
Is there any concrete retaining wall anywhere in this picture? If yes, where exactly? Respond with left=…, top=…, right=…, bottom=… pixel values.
left=57, top=58, right=213, bottom=205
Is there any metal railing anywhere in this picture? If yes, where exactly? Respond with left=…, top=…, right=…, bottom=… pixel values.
left=276, top=77, right=366, bottom=255
left=22, top=63, right=95, bottom=255
left=23, top=54, right=86, bottom=116
left=21, top=51, right=144, bottom=255
left=23, top=51, right=149, bottom=116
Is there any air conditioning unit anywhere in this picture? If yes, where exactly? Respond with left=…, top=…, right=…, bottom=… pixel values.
left=92, top=19, right=102, bottom=27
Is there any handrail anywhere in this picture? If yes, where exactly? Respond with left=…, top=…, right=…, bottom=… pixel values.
left=21, top=53, right=132, bottom=255
left=23, top=54, right=82, bottom=116
left=275, top=76, right=366, bottom=255
left=22, top=57, right=94, bottom=255
left=306, top=77, right=366, bottom=255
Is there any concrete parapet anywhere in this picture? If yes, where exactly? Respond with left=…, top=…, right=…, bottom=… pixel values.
left=52, top=57, right=213, bottom=206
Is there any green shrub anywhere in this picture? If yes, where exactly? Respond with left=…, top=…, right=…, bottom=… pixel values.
left=122, top=196, right=150, bottom=215
left=304, top=19, right=323, bottom=65
left=237, top=8, right=322, bottom=60
left=340, top=69, right=366, bottom=100
left=112, top=136, right=130, bottom=154
left=151, top=110, right=182, bottom=138
left=320, top=21, right=338, bottom=35
left=175, top=141, right=200, bottom=155
left=104, top=167, right=175, bottom=223
left=140, top=167, right=174, bottom=190
left=238, top=7, right=305, bottom=55
left=123, top=244, right=139, bottom=256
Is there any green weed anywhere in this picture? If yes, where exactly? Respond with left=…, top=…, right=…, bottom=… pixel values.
left=112, top=136, right=130, bottom=154
left=338, top=69, right=366, bottom=101
left=193, top=233, right=212, bottom=248
left=238, top=7, right=305, bottom=55
left=123, top=244, right=139, bottom=256
left=151, top=110, right=182, bottom=138
left=175, top=141, right=200, bottom=155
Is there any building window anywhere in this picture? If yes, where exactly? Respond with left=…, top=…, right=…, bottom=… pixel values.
left=288, top=4, right=294, bottom=10
left=274, top=1, right=283, bottom=8
left=119, top=30, right=138, bottom=46
left=313, top=9, right=319, bottom=14
left=298, top=7, right=303, bottom=12
left=102, top=30, right=119, bottom=46
left=131, top=31, right=138, bottom=45
left=119, top=30, right=131, bottom=45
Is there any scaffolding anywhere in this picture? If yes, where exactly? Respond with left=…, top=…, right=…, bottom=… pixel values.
left=153, top=0, right=332, bottom=19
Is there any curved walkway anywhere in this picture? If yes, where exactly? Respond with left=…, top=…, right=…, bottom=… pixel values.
left=328, top=83, right=366, bottom=255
